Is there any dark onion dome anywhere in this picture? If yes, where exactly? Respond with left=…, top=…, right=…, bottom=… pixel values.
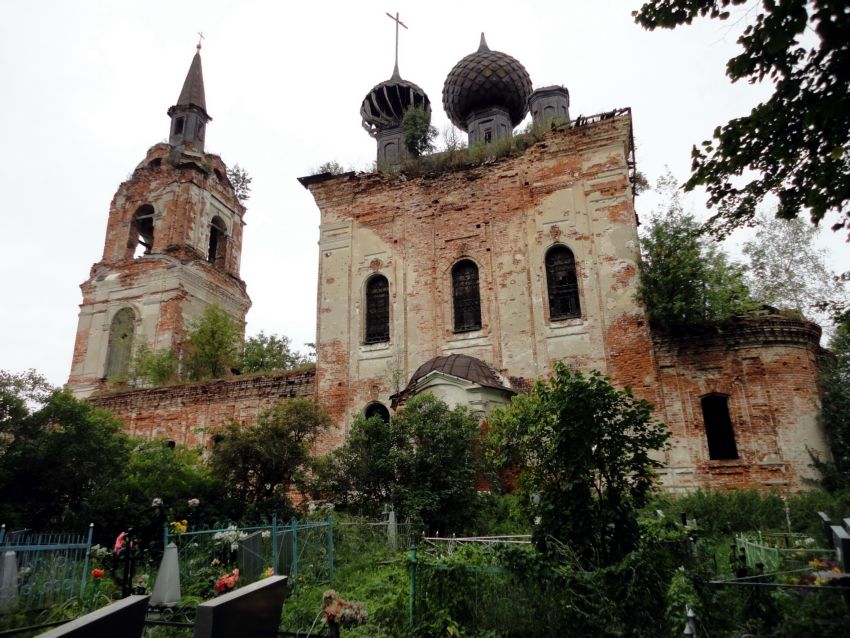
left=360, top=67, right=431, bottom=137
left=407, top=354, right=513, bottom=392
left=442, top=33, right=532, bottom=131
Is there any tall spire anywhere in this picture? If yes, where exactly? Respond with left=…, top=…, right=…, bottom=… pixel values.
left=167, top=43, right=212, bottom=151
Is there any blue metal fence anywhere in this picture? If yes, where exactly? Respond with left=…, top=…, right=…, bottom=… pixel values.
left=0, top=523, right=94, bottom=609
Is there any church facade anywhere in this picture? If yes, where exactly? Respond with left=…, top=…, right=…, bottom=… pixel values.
left=73, top=37, right=830, bottom=492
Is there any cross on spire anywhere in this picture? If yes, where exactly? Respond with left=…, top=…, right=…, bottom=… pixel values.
left=385, top=11, right=407, bottom=79
left=196, top=32, right=204, bottom=52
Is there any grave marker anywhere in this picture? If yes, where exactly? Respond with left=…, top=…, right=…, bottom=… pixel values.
left=37, top=595, right=149, bottom=637
left=194, top=575, right=288, bottom=638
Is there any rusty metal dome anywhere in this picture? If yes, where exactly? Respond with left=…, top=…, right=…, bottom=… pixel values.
left=360, top=68, right=431, bottom=138
left=442, top=33, right=532, bottom=131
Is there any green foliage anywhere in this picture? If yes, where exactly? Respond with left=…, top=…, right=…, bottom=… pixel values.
left=185, top=305, right=241, bottom=381
left=742, top=212, right=847, bottom=327
left=401, top=106, right=437, bottom=157
left=633, top=1, right=850, bottom=237
left=321, top=395, right=481, bottom=534
left=638, top=173, right=757, bottom=330
left=316, top=160, right=346, bottom=175
left=818, top=315, right=850, bottom=490
left=241, top=331, right=305, bottom=373
left=131, top=343, right=179, bottom=386
left=0, top=387, right=130, bottom=531
left=488, top=363, right=670, bottom=566
left=209, top=399, right=330, bottom=520
left=225, top=163, right=252, bottom=203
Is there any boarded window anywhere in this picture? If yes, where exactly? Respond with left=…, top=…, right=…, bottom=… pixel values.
left=545, top=245, right=581, bottom=320
left=365, top=275, right=390, bottom=344
left=452, top=260, right=482, bottom=332
left=701, top=394, right=739, bottom=460
left=129, top=205, right=155, bottom=258
left=105, top=308, right=135, bottom=379
left=208, top=216, right=228, bottom=268
left=364, top=402, right=390, bottom=423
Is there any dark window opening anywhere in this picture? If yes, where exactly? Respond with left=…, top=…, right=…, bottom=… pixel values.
left=484, top=130, right=492, bottom=144
left=452, top=260, right=482, bottom=332
left=105, top=307, right=135, bottom=379
left=196, top=120, right=204, bottom=140
left=208, top=216, right=228, bottom=268
left=545, top=245, right=581, bottom=320
left=365, top=275, right=390, bottom=344
left=174, top=117, right=185, bottom=136
left=364, top=403, right=390, bottom=423
left=129, top=205, right=155, bottom=258
left=148, top=158, right=162, bottom=169
left=701, top=394, right=739, bottom=460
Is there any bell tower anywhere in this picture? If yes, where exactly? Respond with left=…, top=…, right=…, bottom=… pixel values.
left=68, top=46, right=251, bottom=397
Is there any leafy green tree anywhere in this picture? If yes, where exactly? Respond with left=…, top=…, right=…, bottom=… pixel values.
left=402, top=106, right=438, bottom=157
left=316, top=160, right=346, bottom=175
left=241, top=331, right=305, bottom=373
left=488, top=363, right=670, bottom=566
left=0, top=382, right=130, bottom=531
left=742, top=212, right=847, bottom=329
left=638, top=173, right=757, bottom=330
left=131, top=344, right=179, bottom=386
left=209, top=399, right=330, bottom=520
left=185, top=305, right=242, bottom=381
left=323, top=395, right=481, bottom=534
left=818, top=314, right=850, bottom=491
left=225, top=164, right=252, bottom=203
left=633, top=1, right=850, bottom=237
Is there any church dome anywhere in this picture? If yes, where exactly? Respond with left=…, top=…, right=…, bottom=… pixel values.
left=442, top=33, right=532, bottom=131
left=360, top=70, right=431, bottom=137
left=408, top=354, right=511, bottom=391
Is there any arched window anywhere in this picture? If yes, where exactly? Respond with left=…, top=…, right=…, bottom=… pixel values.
left=545, top=245, right=581, bottom=320
left=452, top=260, right=482, bottom=332
left=129, top=205, right=155, bottom=258
left=365, top=275, right=390, bottom=344
left=364, top=402, right=390, bottom=423
left=208, top=216, right=228, bottom=268
left=701, top=394, right=739, bottom=460
left=104, top=307, right=135, bottom=379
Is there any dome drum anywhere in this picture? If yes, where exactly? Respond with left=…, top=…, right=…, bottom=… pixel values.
left=466, top=106, right=512, bottom=146
left=529, top=86, right=570, bottom=128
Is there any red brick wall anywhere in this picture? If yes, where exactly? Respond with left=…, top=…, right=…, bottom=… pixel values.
left=89, top=370, right=315, bottom=448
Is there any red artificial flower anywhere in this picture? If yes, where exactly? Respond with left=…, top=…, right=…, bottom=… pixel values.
left=114, top=532, right=126, bottom=554
left=91, top=568, right=105, bottom=580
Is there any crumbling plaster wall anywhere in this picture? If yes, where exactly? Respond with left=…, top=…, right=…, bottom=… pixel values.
left=307, top=115, right=652, bottom=438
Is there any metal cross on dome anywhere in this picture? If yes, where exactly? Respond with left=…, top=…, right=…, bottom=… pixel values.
left=196, top=32, right=204, bottom=51
left=385, top=11, right=407, bottom=78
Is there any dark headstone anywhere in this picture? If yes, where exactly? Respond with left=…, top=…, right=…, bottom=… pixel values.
left=238, top=531, right=264, bottom=582
left=194, top=576, right=288, bottom=638
left=38, top=595, right=150, bottom=637
left=830, top=526, right=850, bottom=573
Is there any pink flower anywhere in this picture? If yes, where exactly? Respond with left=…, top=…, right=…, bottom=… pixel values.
left=188, top=498, right=200, bottom=508
left=214, top=568, right=240, bottom=594
left=114, top=532, right=126, bottom=554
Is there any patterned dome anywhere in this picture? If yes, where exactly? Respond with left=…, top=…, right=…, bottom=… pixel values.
left=442, top=33, right=532, bottom=131
left=361, top=68, right=431, bottom=137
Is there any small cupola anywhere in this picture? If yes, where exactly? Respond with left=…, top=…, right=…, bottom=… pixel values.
left=167, top=42, right=211, bottom=152
left=360, top=12, right=431, bottom=165
left=442, top=33, right=532, bottom=145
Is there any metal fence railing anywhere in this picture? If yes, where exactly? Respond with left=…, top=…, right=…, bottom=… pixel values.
left=0, top=524, right=94, bottom=610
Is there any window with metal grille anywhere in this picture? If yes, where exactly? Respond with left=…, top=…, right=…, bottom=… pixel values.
left=452, top=260, right=482, bottom=332
left=701, top=394, right=739, bottom=460
left=545, top=245, right=581, bottom=320
left=365, top=275, right=390, bottom=344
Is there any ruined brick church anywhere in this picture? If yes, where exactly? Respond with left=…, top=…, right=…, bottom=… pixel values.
left=69, top=37, right=830, bottom=492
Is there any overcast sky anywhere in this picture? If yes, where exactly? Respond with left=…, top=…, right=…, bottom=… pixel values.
left=1, top=0, right=847, bottom=388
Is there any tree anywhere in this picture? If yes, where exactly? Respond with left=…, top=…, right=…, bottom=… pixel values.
left=488, top=363, right=670, bottom=566
left=130, top=344, right=179, bottom=386
left=402, top=106, right=438, bottom=157
left=316, top=161, right=346, bottom=175
left=0, top=380, right=130, bottom=531
left=322, top=394, right=481, bottom=534
left=209, top=399, right=330, bottom=519
left=634, top=1, right=850, bottom=237
left=241, top=331, right=305, bottom=373
left=185, top=305, right=242, bottom=381
left=742, top=212, right=847, bottom=328
left=817, top=314, right=850, bottom=491
left=638, top=173, right=757, bottom=330
left=225, top=164, right=252, bottom=204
